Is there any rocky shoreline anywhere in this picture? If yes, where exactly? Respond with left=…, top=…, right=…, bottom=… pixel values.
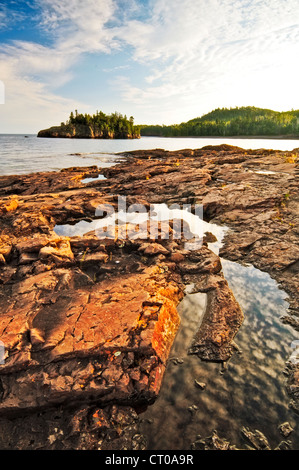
left=0, top=144, right=298, bottom=449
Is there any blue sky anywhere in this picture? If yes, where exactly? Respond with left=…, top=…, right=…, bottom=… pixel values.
left=0, top=0, right=299, bottom=133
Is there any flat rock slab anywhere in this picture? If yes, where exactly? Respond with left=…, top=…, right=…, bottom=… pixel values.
left=0, top=263, right=182, bottom=413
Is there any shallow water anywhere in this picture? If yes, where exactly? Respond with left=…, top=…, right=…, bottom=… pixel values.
left=80, top=174, right=106, bottom=183
left=54, top=204, right=226, bottom=247
left=139, top=224, right=299, bottom=450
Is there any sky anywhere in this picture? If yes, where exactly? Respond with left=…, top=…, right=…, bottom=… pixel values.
left=0, top=0, right=299, bottom=133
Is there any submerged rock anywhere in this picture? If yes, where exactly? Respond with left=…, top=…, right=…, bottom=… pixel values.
left=278, top=422, right=294, bottom=438
left=188, top=277, right=244, bottom=361
left=241, top=427, right=271, bottom=450
left=194, top=379, right=206, bottom=390
left=191, top=430, right=232, bottom=450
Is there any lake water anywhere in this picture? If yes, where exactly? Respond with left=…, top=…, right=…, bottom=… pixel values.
left=0, top=134, right=299, bottom=175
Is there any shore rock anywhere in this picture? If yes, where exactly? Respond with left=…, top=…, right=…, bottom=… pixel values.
left=0, top=144, right=298, bottom=449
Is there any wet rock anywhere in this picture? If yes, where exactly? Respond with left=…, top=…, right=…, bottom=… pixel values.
left=203, top=232, right=218, bottom=243
left=29, top=328, right=45, bottom=347
left=280, top=315, right=299, bottom=332
left=187, top=404, right=198, bottom=416
left=138, top=242, right=170, bottom=256
left=39, top=240, right=74, bottom=264
left=190, top=438, right=205, bottom=450
left=169, top=252, right=185, bottom=263
left=179, top=247, right=222, bottom=275
left=194, top=380, right=206, bottom=390
left=278, top=422, right=293, bottom=437
left=192, top=274, right=226, bottom=293
left=275, top=440, right=292, bottom=450
left=0, top=403, right=144, bottom=450
left=170, top=357, right=184, bottom=365
left=78, top=251, right=109, bottom=265
left=285, top=363, right=299, bottom=414
left=1, top=198, right=19, bottom=213
left=188, top=279, right=244, bottom=361
left=191, top=430, right=232, bottom=450
left=241, top=427, right=271, bottom=450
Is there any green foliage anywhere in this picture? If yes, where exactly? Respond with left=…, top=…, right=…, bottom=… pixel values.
left=140, top=106, right=299, bottom=137
left=63, top=110, right=140, bottom=137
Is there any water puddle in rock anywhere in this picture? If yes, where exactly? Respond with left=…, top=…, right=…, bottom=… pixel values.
left=139, top=219, right=299, bottom=450
left=80, top=174, right=107, bottom=184
left=254, top=169, right=277, bottom=175
left=54, top=219, right=100, bottom=237
left=54, top=203, right=227, bottom=247
left=247, top=169, right=288, bottom=176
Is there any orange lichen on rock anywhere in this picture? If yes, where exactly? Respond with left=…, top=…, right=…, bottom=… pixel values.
left=1, top=199, right=19, bottom=213
left=151, top=299, right=181, bottom=363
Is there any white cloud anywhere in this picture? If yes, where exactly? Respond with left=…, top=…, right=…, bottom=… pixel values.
left=112, top=0, right=299, bottom=123
left=37, top=0, right=119, bottom=52
left=0, top=10, right=6, bottom=28
left=103, top=64, right=130, bottom=73
left=0, top=48, right=87, bottom=132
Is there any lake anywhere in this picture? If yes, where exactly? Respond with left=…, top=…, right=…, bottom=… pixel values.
left=0, top=134, right=298, bottom=175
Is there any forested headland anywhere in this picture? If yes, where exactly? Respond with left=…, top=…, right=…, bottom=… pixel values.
left=140, top=107, right=299, bottom=137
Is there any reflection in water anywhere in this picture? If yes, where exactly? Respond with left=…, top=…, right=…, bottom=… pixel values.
left=53, top=205, right=228, bottom=249
left=80, top=174, right=107, bottom=183
left=140, top=239, right=299, bottom=450
left=54, top=220, right=100, bottom=237
left=246, top=168, right=278, bottom=175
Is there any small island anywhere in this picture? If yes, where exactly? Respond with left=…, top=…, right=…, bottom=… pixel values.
left=38, top=110, right=141, bottom=139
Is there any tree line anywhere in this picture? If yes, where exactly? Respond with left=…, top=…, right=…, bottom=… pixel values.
left=140, top=106, right=299, bottom=137
left=61, top=110, right=140, bottom=137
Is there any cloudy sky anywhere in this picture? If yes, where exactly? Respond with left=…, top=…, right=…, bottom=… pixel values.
left=0, top=0, right=299, bottom=133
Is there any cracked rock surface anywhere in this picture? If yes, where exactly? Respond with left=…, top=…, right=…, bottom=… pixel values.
left=0, top=144, right=298, bottom=449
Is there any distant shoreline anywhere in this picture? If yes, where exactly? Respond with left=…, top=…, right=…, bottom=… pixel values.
left=141, top=134, right=299, bottom=140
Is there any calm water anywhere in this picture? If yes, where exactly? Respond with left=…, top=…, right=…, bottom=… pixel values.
left=0, top=134, right=299, bottom=175
left=138, top=226, right=299, bottom=450
left=140, top=258, right=299, bottom=449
